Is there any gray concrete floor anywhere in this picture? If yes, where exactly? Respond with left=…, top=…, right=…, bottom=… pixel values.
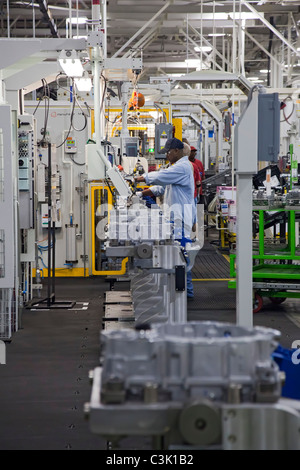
left=0, top=243, right=299, bottom=450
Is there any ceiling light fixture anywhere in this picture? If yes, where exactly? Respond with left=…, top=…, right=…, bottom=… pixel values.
left=59, top=50, right=84, bottom=77
left=228, top=12, right=262, bottom=20
left=194, top=46, right=213, bottom=52
left=185, top=59, right=201, bottom=67
left=74, top=72, right=92, bottom=91
left=208, top=33, right=226, bottom=37
left=66, top=17, right=88, bottom=25
left=185, top=59, right=210, bottom=70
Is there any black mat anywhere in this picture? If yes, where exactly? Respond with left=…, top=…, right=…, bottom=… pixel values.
left=191, top=241, right=230, bottom=279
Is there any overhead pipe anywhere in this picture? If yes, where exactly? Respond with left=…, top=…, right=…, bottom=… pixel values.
left=68, top=0, right=72, bottom=38
left=6, top=0, right=10, bottom=38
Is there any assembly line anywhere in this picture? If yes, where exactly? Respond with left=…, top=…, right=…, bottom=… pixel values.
left=0, top=0, right=300, bottom=451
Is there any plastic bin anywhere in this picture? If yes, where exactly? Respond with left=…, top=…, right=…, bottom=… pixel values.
left=272, top=345, right=300, bottom=400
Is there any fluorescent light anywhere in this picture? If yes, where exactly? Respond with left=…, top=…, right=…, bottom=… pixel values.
left=185, top=59, right=210, bottom=70
left=229, top=12, right=262, bottom=20
left=66, top=16, right=88, bottom=25
left=248, top=77, right=259, bottom=81
left=208, top=33, right=226, bottom=37
left=74, top=73, right=92, bottom=91
left=185, top=59, right=201, bottom=67
left=194, top=46, right=213, bottom=52
left=260, top=69, right=270, bottom=73
left=59, top=50, right=84, bottom=77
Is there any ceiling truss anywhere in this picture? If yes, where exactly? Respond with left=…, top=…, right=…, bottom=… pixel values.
left=1, top=1, right=300, bottom=86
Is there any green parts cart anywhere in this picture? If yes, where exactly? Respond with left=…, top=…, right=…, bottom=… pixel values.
left=228, top=199, right=300, bottom=313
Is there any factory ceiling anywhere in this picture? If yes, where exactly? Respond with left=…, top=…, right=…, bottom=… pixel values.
left=2, top=1, right=300, bottom=87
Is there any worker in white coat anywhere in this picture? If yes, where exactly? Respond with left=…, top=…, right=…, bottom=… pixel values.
left=135, top=137, right=195, bottom=298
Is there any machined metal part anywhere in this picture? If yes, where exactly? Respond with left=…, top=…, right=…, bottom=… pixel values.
left=222, top=400, right=300, bottom=450
left=86, top=321, right=300, bottom=449
left=178, top=400, right=221, bottom=446
left=99, top=322, right=282, bottom=405
left=136, top=243, right=152, bottom=259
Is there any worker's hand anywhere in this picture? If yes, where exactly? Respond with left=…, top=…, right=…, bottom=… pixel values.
left=135, top=176, right=145, bottom=183
left=135, top=191, right=143, bottom=198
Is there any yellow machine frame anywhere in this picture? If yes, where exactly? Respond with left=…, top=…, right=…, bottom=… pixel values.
left=89, top=183, right=128, bottom=276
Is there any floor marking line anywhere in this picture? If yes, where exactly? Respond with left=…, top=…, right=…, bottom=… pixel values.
left=286, top=313, right=300, bottom=329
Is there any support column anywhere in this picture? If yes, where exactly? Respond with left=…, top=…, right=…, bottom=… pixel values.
left=236, top=174, right=253, bottom=328
left=234, top=92, right=259, bottom=328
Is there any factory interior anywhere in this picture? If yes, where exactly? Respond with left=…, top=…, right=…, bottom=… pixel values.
left=2, top=0, right=300, bottom=451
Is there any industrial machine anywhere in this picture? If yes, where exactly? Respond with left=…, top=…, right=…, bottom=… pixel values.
left=85, top=320, right=300, bottom=450
left=229, top=186, right=300, bottom=313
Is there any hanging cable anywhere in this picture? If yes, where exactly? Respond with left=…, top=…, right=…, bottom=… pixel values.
left=56, top=94, right=75, bottom=148
left=100, top=73, right=108, bottom=115
left=56, top=74, right=90, bottom=139
left=69, top=154, right=86, bottom=166
left=280, top=96, right=295, bottom=125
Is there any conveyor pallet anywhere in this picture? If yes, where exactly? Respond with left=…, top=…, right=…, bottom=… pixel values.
left=103, top=304, right=135, bottom=322
left=104, top=291, right=132, bottom=304
left=103, top=321, right=135, bottom=331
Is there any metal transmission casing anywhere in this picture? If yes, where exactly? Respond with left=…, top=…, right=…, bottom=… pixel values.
left=105, top=200, right=189, bottom=325
left=108, top=204, right=172, bottom=242
left=86, top=321, right=300, bottom=450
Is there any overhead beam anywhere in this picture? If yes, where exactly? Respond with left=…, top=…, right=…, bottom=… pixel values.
left=179, top=29, right=223, bottom=72
left=243, top=26, right=285, bottom=70
left=242, top=0, right=299, bottom=55
left=0, top=38, right=86, bottom=77
left=112, top=0, right=174, bottom=58
left=5, top=62, right=59, bottom=92
left=123, top=20, right=162, bottom=58
left=187, top=23, right=231, bottom=70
